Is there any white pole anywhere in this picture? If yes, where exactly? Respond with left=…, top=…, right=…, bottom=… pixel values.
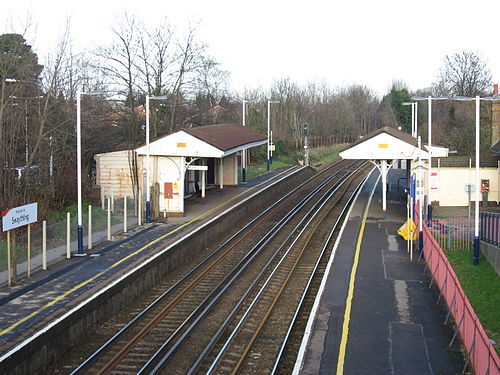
left=146, top=95, right=151, bottom=223
left=107, top=197, right=111, bottom=240
left=7, top=230, right=11, bottom=287
left=42, top=220, right=47, bottom=270
left=267, top=100, right=271, bottom=171
left=76, top=90, right=84, bottom=254
left=67, top=212, right=71, bottom=258
left=474, top=96, right=480, bottom=266
left=414, top=102, right=418, bottom=138
left=220, top=158, right=224, bottom=189
left=124, top=196, right=127, bottom=233
left=242, top=100, right=247, bottom=183
left=88, top=205, right=92, bottom=250
left=138, top=191, right=142, bottom=226
left=427, top=96, right=432, bottom=221
left=27, top=224, right=31, bottom=278
left=111, top=192, right=114, bottom=213
left=201, top=170, right=206, bottom=198
left=418, top=136, right=423, bottom=255
left=411, top=103, right=415, bottom=138
left=382, top=159, right=387, bottom=213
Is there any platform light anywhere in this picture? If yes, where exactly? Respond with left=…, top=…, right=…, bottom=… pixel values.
left=76, top=90, right=103, bottom=255
left=411, top=96, right=448, bottom=222
left=145, top=95, right=169, bottom=223
left=267, top=100, right=279, bottom=171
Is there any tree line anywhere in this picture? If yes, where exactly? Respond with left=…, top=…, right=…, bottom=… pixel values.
left=0, top=15, right=496, bottom=217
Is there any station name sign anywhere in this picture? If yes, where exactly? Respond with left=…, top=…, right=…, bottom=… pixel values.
left=2, top=202, right=38, bottom=231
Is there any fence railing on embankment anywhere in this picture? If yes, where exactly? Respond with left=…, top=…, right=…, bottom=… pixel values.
left=416, top=205, right=500, bottom=375
left=0, top=196, right=138, bottom=286
left=481, top=211, right=500, bottom=246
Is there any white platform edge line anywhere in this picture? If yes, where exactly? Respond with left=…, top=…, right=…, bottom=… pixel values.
left=0, top=165, right=304, bottom=363
left=292, top=166, right=377, bottom=375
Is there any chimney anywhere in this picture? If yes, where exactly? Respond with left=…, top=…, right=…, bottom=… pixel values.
left=494, top=83, right=499, bottom=95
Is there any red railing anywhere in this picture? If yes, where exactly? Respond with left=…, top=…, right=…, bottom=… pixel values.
left=416, top=205, right=499, bottom=375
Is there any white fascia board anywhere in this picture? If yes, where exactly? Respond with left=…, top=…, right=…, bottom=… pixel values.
left=339, top=133, right=428, bottom=160
left=222, top=139, right=268, bottom=157
left=136, top=131, right=223, bottom=158
left=423, top=144, right=449, bottom=157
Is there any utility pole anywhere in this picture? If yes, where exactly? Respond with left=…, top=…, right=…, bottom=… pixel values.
left=303, top=123, right=309, bottom=166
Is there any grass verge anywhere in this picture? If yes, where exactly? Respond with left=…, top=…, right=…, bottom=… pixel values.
left=445, top=250, right=500, bottom=354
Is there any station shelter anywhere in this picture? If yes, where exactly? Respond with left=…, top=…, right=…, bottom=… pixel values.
left=339, top=126, right=431, bottom=213
left=94, top=123, right=267, bottom=216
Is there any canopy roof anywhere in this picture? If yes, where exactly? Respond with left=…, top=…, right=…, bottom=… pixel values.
left=136, top=123, right=267, bottom=158
left=339, top=127, right=430, bottom=160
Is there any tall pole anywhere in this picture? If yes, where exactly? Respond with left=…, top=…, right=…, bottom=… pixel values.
left=474, top=95, right=480, bottom=266
left=76, top=90, right=84, bottom=255
left=25, top=99, right=28, bottom=164
left=418, top=136, right=423, bottom=255
left=414, top=102, right=418, bottom=138
left=427, top=96, right=433, bottom=221
left=411, top=102, right=415, bottom=138
left=242, top=100, right=247, bottom=183
left=145, top=95, right=151, bottom=223
left=267, top=100, right=271, bottom=171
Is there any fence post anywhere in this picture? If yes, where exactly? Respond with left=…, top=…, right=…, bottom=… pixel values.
left=107, top=197, right=111, bottom=241
left=124, top=196, right=127, bottom=233
left=88, top=205, right=92, bottom=250
left=42, top=220, right=47, bottom=270
left=447, top=219, right=452, bottom=251
left=27, top=223, right=31, bottom=279
left=66, top=212, right=71, bottom=259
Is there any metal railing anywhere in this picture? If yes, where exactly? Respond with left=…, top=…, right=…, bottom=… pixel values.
left=480, top=212, right=500, bottom=246
left=416, top=205, right=500, bottom=375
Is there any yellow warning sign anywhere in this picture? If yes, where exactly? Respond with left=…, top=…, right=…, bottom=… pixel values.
left=398, top=219, right=417, bottom=240
left=378, top=143, right=389, bottom=148
left=177, top=142, right=186, bottom=148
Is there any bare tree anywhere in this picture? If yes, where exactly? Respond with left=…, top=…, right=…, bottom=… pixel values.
left=434, top=51, right=493, bottom=97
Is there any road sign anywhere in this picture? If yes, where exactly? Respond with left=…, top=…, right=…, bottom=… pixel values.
left=187, top=165, right=208, bottom=171
left=2, top=202, right=38, bottom=231
left=464, top=184, right=475, bottom=193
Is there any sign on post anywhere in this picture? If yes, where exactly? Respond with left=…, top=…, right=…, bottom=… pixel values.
left=164, top=182, right=173, bottom=199
left=2, top=203, right=38, bottom=231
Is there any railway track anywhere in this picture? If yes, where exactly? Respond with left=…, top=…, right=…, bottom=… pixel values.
left=52, top=160, right=369, bottom=375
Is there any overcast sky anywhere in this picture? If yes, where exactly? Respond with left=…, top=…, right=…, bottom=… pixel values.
left=2, top=0, right=499, bottom=97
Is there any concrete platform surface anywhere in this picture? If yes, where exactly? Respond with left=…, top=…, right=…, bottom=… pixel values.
left=296, top=168, right=465, bottom=375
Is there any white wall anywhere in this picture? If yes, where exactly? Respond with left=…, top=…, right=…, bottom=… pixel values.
left=415, top=162, right=499, bottom=206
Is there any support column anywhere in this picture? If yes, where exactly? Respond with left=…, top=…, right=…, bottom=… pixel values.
left=381, top=159, right=387, bottom=213
left=201, top=170, right=206, bottom=198
left=220, top=157, right=224, bottom=189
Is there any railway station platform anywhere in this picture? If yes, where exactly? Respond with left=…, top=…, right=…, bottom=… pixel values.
left=0, top=165, right=302, bottom=356
left=294, top=168, right=465, bottom=374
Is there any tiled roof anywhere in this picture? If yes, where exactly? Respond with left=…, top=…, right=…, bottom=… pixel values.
left=183, top=123, right=267, bottom=151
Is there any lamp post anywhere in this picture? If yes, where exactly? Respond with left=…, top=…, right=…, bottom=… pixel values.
left=411, top=96, right=448, bottom=221
left=76, top=90, right=102, bottom=255
left=145, top=95, right=168, bottom=223
left=242, top=99, right=250, bottom=183
left=401, top=101, right=418, bottom=138
left=267, top=100, right=279, bottom=171
left=453, top=94, right=500, bottom=265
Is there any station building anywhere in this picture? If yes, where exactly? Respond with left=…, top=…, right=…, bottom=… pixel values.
left=94, top=123, right=267, bottom=216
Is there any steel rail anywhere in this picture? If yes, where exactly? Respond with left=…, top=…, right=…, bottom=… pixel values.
left=142, top=164, right=361, bottom=374
left=270, top=173, right=368, bottom=374
left=201, top=167, right=363, bottom=375
left=69, top=161, right=346, bottom=374
left=149, top=164, right=367, bottom=375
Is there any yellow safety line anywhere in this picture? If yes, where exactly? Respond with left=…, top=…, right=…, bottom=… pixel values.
left=0, top=167, right=295, bottom=337
left=336, top=175, right=380, bottom=375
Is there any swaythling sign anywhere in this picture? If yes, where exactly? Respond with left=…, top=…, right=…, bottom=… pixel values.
left=2, top=203, right=38, bottom=231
